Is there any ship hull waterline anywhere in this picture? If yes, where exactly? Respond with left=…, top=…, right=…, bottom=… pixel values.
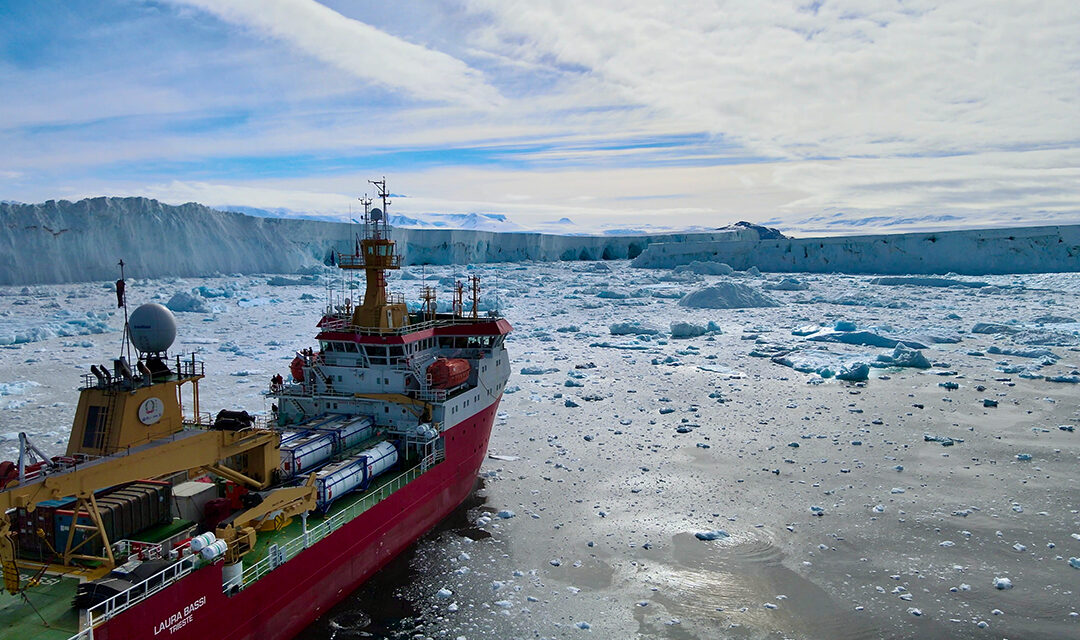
left=93, top=400, right=500, bottom=640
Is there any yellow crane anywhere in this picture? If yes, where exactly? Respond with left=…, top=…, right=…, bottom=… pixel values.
left=1, top=426, right=281, bottom=594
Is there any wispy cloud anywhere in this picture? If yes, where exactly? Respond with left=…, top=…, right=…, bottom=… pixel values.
left=168, top=0, right=501, bottom=108
left=464, top=0, right=1080, bottom=159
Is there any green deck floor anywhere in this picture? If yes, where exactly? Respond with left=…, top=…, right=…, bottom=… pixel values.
left=0, top=570, right=83, bottom=640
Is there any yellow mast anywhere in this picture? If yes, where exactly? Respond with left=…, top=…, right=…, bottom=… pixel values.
left=339, top=178, right=409, bottom=330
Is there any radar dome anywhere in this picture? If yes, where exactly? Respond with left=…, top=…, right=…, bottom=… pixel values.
left=128, top=303, right=177, bottom=353
left=369, top=208, right=383, bottom=222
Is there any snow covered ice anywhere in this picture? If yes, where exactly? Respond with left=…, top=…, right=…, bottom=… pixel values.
left=2, top=252, right=1080, bottom=640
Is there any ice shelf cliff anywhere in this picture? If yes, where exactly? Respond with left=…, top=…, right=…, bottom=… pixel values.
left=3, top=197, right=1078, bottom=284
left=632, top=225, right=1080, bottom=275
left=0, top=198, right=752, bottom=285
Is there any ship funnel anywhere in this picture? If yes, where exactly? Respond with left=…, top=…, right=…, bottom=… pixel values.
left=114, top=357, right=134, bottom=382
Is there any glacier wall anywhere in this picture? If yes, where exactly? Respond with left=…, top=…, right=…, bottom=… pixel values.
left=632, top=225, right=1080, bottom=275
left=0, top=198, right=751, bottom=285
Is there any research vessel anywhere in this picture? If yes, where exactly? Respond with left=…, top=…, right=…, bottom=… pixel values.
left=0, top=179, right=512, bottom=639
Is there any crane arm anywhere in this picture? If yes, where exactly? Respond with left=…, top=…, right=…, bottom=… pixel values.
left=0, top=429, right=278, bottom=514
left=1, top=428, right=279, bottom=593
left=222, top=473, right=317, bottom=532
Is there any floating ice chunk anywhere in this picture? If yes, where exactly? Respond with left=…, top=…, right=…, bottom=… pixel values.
left=694, top=530, right=730, bottom=541
left=834, top=320, right=857, bottom=332
left=193, top=285, right=234, bottom=298
left=497, top=510, right=516, bottom=519
left=609, top=321, right=660, bottom=336
left=674, top=261, right=734, bottom=275
left=763, top=277, right=809, bottom=291
left=1047, top=375, right=1080, bottom=383
left=923, top=434, right=958, bottom=446
left=678, top=282, right=778, bottom=309
left=520, top=366, right=558, bottom=375
left=575, top=621, right=591, bottom=630
left=1015, top=453, right=1032, bottom=461
left=1069, top=557, right=1080, bottom=569
left=596, top=290, right=629, bottom=299
left=987, top=345, right=1059, bottom=361
left=670, top=322, right=707, bottom=338
left=771, top=349, right=869, bottom=378
left=993, top=577, right=1013, bottom=590
left=166, top=292, right=209, bottom=313
left=907, top=608, right=922, bottom=616
left=809, top=330, right=928, bottom=349
left=265, top=275, right=318, bottom=286
left=1033, top=314, right=1076, bottom=323
left=972, top=322, right=1017, bottom=334
left=876, top=343, right=931, bottom=369
left=871, top=276, right=990, bottom=288
left=0, top=381, right=40, bottom=396
left=436, top=588, right=453, bottom=599
left=836, top=363, right=870, bottom=382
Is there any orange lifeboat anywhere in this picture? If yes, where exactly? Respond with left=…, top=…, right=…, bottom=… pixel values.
left=290, top=354, right=305, bottom=382
left=427, top=358, right=470, bottom=389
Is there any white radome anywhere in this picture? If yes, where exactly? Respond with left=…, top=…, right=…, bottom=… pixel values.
left=128, top=303, right=177, bottom=353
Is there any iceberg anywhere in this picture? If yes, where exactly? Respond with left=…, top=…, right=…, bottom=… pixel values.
left=678, top=282, right=779, bottom=309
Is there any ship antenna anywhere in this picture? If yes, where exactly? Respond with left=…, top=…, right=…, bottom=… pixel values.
left=116, top=258, right=132, bottom=364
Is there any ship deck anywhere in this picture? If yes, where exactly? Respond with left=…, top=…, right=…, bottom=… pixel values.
left=0, top=570, right=83, bottom=639
left=1, top=435, right=445, bottom=639
left=233, top=446, right=443, bottom=585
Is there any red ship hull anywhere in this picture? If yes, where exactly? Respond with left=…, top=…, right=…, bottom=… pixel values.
left=93, top=400, right=500, bottom=640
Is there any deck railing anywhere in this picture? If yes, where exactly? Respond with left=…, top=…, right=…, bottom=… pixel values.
left=80, top=556, right=197, bottom=630
left=112, top=539, right=165, bottom=562
left=230, top=451, right=444, bottom=593
left=317, top=313, right=502, bottom=336
left=66, top=451, right=446, bottom=639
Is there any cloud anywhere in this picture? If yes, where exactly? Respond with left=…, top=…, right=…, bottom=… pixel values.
left=1, top=2, right=1078, bottom=233
left=169, top=0, right=501, bottom=108
left=464, top=0, right=1080, bottom=159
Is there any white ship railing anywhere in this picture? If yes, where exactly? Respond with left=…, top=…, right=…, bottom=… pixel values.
left=71, top=556, right=198, bottom=637
left=318, top=313, right=502, bottom=336
left=230, top=450, right=445, bottom=593
left=112, top=539, right=164, bottom=562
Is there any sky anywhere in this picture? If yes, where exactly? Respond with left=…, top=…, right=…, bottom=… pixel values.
left=1, top=0, right=1079, bottom=235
